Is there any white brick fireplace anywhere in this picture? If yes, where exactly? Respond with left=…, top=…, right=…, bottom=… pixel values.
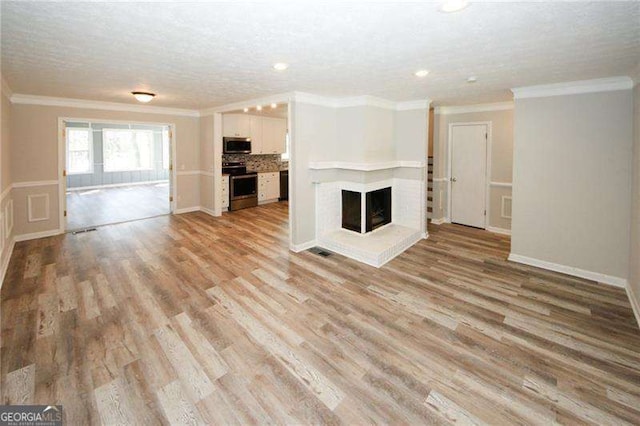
left=313, top=162, right=426, bottom=267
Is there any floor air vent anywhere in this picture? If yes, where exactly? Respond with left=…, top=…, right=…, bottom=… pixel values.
left=309, top=247, right=333, bottom=257
left=72, top=228, right=97, bottom=235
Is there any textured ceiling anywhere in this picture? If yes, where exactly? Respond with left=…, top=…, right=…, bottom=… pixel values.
left=2, top=1, right=639, bottom=109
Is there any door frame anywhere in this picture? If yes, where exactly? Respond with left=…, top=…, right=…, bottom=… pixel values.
left=210, top=94, right=292, bottom=248
left=57, top=117, right=177, bottom=232
left=446, top=121, right=492, bottom=229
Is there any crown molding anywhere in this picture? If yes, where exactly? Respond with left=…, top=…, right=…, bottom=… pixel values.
left=434, top=101, right=513, bottom=115
left=201, top=92, right=295, bottom=115
left=292, top=92, right=430, bottom=111
left=335, top=95, right=397, bottom=109
left=1, top=78, right=13, bottom=98
left=289, top=91, right=337, bottom=108
left=396, top=99, right=431, bottom=111
left=7, top=91, right=430, bottom=117
left=10, top=94, right=200, bottom=117
left=511, top=76, right=634, bottom=100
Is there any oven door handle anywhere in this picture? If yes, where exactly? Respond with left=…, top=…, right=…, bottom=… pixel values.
left=230, top=175, right=256, bottom=180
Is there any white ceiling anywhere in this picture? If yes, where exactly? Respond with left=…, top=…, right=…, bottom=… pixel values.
left=2, top=1, right=638, bottom=109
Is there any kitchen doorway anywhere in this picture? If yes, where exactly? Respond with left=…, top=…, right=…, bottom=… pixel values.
left=60, top=119, right=175, bottom=231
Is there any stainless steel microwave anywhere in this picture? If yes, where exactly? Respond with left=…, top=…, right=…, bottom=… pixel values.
left=223, top=137, right=251, bottom=154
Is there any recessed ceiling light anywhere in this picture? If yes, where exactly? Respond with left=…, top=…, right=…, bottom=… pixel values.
left=467, top=76, right=477, bottom=83
left=256, top=105, right=263, bottom=111
left=131, top=91, right=155, bottom=103
left=273, top=63, right=289, bottom=71
left=415, top=70, right=430, bottom=78
left=271, top=103, right=278, bottom=109
left=440, top=0, right=469, bottom=13
left=243, top=107, right=249, bottom=113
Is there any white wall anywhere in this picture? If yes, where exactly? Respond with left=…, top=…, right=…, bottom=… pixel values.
left=511, top=89, right=633, bottom=284
left=290, top=101, right=337, bottom=246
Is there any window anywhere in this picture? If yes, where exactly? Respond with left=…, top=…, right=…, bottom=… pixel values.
left=103, top=129, right=154, bottom=172
left=281, top=132, right=290, bottom=161
left=66, top=128, right=93, bottom=174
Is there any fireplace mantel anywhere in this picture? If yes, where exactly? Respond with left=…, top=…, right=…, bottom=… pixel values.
left=308, top=160, right=424, bottom=171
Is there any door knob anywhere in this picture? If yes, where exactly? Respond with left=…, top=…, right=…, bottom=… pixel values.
left=451, top=177, right=457, bottom=182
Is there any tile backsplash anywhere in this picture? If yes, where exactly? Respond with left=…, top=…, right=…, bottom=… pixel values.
left=223, top=154, right=288, bottom=172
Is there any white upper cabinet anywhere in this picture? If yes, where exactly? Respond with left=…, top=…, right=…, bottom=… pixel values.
left=223, top=114, right=286, bottom=154
left=249, top=115, right=263, bottom=154
left=223, top=114, right=251, bottom=138
left=261, top=117, right=287, bottom=155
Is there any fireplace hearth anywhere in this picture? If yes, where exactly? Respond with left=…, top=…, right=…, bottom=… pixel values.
left=342, top=187, right=392, bottom=233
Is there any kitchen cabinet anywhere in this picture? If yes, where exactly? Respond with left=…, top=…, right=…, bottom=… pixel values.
left=260, top=117, right=287, bottom=154
left=221, top=175, right=229, bottom=209
left=223, top=114, right=286, bottom=154
left=223, top=114, right=251, bottom=138
left=258, top=172, right=280, bottom=202
left=249, top=115, right=263, bottom=154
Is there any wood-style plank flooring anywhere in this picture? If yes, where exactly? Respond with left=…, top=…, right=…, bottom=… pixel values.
left=66, top=182, right=170, bottom=230
left=2, top=202, right=640, bottom=424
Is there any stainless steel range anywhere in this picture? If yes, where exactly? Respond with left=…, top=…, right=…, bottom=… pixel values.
left=222, top=161, right=258, bottom=211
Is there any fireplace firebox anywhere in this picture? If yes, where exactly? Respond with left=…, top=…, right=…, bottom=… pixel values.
left=366, top=187, right=392, bottom=232
left=341, top=190, right=361, bottom=232
left=341, top=187, right=392, bottom=233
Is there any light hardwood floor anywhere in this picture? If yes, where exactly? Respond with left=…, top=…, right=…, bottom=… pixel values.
left=2, top=202, right=640, bottom=424
left=66, top=182, right=170, bottom=230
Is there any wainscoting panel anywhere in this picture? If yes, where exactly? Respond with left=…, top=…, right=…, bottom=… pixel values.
left=27, top=194, right=50, bottom=222
left=501, top=195, right=512, bottom=219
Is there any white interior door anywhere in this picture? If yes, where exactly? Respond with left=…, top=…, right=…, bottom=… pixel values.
left=450, top=124, right=487, bottom=228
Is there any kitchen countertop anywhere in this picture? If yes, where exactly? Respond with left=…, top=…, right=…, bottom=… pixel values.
left=248, top=168, right=288, bottom=173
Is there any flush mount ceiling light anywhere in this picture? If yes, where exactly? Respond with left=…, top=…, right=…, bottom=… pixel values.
left=271, top=103, right=278, bottom=109
left=273, top=63, right=289, bottom=71
left=243, top=107, right=249, bottom=112
left=415, top=70, right=430, bottom=78
left=440, top=0, right=469, bottom=13
left=131, top=91, right=155, bottom=103
left=467, top=76, right=478, bottom=83
left=256, top=105, right=263, bottom=111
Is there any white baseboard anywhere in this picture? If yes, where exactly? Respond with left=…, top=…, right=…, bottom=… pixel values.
left=14, top=228, right=64, bottom=242
left=626, top=285, right=640, bottom=329
left=290, top=240, right=317, bottom=253
left=174, top=206, right=221, bottom=217
left=421, top=232, right=429, bottom=239
left=67, top=180, right=169, bottom=191
left=508, top=253, right=627, bottom=288
left=200, top=206, right=216, bottom=217
left=430, top=218, right=446, bottom=225
left=174, top=206, right=202, bottom=214
left=258, top=198, right=279, bottom=205
left=487, top=226, right=512, bottom=236
left=0, top=237, right=16, bottom=290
